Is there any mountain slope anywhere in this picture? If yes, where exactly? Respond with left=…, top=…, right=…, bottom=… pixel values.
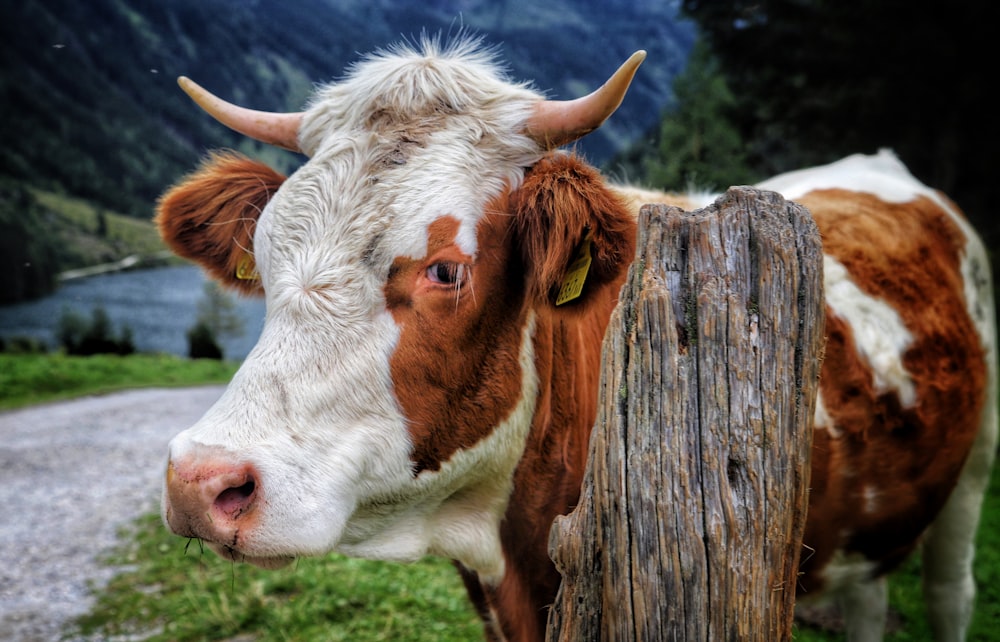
left=0, top=0, right=694, bottom=220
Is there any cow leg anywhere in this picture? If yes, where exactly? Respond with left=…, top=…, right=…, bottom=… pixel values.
left=837, top=575, right=888, bottom=642
left=453, top=562, right=508, bottom=642
left=920, top=399, right=998, bottom=642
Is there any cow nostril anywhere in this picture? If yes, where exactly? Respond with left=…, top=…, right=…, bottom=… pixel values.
left=215, top=479, right=256, bottom=517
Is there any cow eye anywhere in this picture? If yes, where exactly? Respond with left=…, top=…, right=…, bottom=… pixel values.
left=426, top=262, right=467, bottom=286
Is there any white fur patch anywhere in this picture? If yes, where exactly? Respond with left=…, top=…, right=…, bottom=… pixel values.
left=759, top=149, right=995, bottom=352
left=759, top=149, right=996, bottom=412
left=756, top=149, right=918, bottom=203
left=813, top=390, right=840, bottom=436
left=295, top=37, right=544, bottom=261
left=824, top=255, right=916, bottom=407
left=820, top=548, right=879, bottom=594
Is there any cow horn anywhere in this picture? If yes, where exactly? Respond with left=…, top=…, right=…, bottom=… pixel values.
left=177, top=76, right=303, bottom=153
left=526, top=50, right=646, bottom=149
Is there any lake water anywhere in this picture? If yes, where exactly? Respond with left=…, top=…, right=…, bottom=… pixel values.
left=0, top=265, right=265, bottom=359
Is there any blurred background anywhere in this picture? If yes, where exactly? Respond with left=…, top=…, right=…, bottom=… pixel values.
left=0, top=0, right=993, bottom=360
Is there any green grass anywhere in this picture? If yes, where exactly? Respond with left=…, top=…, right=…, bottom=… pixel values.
left=3, top=352, right=995, bottom=640
left=71, top=465, right=1000, bottom=642
left=0, top=353, right=239, bottom=410
left=73, top=514, right=482, bottom=642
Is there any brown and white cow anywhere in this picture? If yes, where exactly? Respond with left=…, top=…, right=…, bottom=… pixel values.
left=157, top=38, right=997, bottom=641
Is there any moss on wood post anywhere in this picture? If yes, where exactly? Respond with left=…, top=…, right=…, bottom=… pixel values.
left=546, top=187, right=824, bottom=641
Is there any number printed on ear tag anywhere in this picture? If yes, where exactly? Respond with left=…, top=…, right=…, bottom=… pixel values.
left=555, top=235, right=592, bottom=306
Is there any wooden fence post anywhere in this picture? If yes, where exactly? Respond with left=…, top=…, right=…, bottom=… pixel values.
left=546, top=187, right=824, bottom=641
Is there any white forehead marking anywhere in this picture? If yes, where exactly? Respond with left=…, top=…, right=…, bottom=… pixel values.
left=286, top=37, right=546, bottom=261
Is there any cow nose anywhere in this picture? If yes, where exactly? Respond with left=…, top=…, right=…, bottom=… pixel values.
left=164, top=458, right=260, bottom=543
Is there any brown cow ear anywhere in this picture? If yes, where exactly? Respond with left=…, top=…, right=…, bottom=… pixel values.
left=511, top=153, right=636, bottom=310
left=155, top=151, right=285, bottom=295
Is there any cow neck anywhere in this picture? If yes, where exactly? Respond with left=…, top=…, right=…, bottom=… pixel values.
left=487, top=280, right=623, bottom=641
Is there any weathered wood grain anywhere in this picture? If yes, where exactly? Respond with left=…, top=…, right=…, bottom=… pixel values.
left=546, top=187, right=824, bottom=641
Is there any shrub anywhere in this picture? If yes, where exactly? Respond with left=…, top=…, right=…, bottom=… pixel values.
left=186, top=321, right=223, bottom=360
left=57, top=305, right=136, bottom=355
left=0, top=335, right=48, bottom=354
left=185, top=281, right=244, bottom=360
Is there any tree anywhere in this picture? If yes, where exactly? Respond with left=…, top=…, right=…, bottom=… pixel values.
left=78, top=306, right=117, bottom=355
left=679, top=0, right=996, bottom=256
left=57, top=305, right=135, bottom=355
left=0, top=179, right=59, bottom=303
left=56, top=307, right=87, bottom=354
left=95, top=209, right=108, bottom=238
left=645, top=41, right=757, bottom=192
left=186, top=321, right=224, bottom=360
left=187, top=281, right=244, bottom=360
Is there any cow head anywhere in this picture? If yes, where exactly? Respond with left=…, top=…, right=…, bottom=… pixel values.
left=158, top=39, right=640, bottom=581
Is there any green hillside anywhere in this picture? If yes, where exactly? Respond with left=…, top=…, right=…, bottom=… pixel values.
left=0, top=0, right=693, bottom=219
left=0, top=0, right=693, bottom=303
left=0, top=178, right=168, bottom=303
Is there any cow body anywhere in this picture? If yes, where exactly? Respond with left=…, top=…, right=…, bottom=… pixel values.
left=158, top=39, right=996, bottom=641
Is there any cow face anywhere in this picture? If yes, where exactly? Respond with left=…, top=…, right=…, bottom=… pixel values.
left=158, top=40, right=638, bottom=580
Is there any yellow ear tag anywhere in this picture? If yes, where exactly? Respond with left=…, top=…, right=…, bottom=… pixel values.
left=235, top=253, right=260, bottom=281
left=555, top=234, right=593, bottom=306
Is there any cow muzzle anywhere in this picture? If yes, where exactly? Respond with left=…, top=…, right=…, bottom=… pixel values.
left=163, top=454, right=292, bottom=567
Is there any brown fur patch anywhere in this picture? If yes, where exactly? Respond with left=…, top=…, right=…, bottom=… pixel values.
left=491, top=299, right=620, bottom=642
left=455, top=158, right=633, bottom=641
left=386, top=213, right=528, bottom=474
left=797, top=190, right=987, bottom=591
left=385, top=152, right=637, bottom=476
left=511, top=154, right=637, bottom=309
left=155, top=151, right=285, bottom=295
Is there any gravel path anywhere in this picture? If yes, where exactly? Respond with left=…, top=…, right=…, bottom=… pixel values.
left=0, top=386, right=226, bottom=642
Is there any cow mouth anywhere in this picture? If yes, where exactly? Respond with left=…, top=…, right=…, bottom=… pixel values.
left=206, top=541, right=295, bottom=570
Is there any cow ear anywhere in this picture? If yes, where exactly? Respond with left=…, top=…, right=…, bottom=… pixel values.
left=512, top=153, right=636, bottom=310
left=155, top=151, right=285, bottom=295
